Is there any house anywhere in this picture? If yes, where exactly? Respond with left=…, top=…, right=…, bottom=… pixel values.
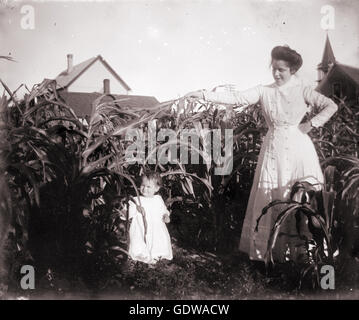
left=316, top=35, right=359, bottom=107
left=54, top=54, right=159, bottom=119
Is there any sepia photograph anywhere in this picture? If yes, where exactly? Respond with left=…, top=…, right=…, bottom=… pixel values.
left=0, top=0, right=359, bottom=305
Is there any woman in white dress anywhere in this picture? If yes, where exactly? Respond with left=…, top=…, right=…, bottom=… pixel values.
left=128, top=172, right=173, bottom=264
left=186, top=46, right=338, bottom=262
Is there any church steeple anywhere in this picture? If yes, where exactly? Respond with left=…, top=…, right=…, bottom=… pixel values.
left=317, top=34, right=336, bottom=82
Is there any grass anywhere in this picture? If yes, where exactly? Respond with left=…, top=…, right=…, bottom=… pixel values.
left=3, top=238, right=359, bottom=300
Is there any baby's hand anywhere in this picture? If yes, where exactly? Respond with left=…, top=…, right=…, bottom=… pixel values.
left=163, top=214, right=170, bottom=223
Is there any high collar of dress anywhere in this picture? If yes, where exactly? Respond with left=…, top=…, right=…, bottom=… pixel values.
left=274, top=76, right=301, bottom=92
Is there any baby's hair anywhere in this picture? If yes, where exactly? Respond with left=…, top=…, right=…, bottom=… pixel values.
left=271, top=45, right=303, bottom=73
left=140, top=171, right=163, bottom=187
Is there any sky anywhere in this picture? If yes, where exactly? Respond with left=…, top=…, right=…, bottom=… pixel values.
left=1, top=0, right=359, bottom=102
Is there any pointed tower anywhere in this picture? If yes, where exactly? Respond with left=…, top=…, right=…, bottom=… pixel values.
left=317, top=34, right=336, bottom=82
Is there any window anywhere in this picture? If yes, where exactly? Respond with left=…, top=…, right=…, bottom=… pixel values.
left=332, top=82, right=342, bottom=98
left=317, top=69, right=324, bottom=81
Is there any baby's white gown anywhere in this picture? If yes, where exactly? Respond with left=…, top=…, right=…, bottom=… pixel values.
left=204, top=77, right=338, bottom=261
left=128, top=194, right=173, bottom=264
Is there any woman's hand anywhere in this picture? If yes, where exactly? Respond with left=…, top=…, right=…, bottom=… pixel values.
left=298, top=121, right=313, bottom=134
left=162, top=214, right=170, bottom=223
left=184, top=90, right=205, bottom=100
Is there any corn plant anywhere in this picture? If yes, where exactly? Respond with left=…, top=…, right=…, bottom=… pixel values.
left=310, top=98, right=359, bottom=159
left=255, top=157, right=359, bottom=288
left=1, top=79, right=234, bottom=290
left=0, top=80, right=148, bottom=289
left=152, top=97, right=267, bottom=251
left=322, top=155, right=359, bottom=261
left=0, top=94, right=12, bottom=289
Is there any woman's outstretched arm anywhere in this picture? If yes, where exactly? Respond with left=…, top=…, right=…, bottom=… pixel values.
left=185, top=85, right=262, bottom=107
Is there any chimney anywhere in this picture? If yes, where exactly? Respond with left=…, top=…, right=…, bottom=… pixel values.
left=67, top=54, right=73, bottom=74
left=103, top=79, right=110, bottom=94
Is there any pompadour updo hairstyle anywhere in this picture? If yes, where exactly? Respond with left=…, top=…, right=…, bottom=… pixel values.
left=271, top=45, right=303, bottom=73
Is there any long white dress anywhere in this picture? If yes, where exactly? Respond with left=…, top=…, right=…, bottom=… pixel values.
left=204, top=77, right=338, bottom=261
left=128, top=194, right=173, bottom=264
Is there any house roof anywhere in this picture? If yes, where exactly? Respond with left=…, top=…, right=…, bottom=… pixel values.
left=317, top=34, right=336, bottom=73
left=58, top=91, right=160, bottom=118
left=338, top=64, right=359, bottom=86
left=55, top=55, right=131, bottom=91
left=316, top=62, right=359, bottom=91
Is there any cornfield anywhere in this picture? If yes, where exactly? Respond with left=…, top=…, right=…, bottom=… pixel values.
left=0, top=77, right=358, bottom=298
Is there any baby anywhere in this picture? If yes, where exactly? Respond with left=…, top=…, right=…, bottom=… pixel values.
left=128, top=172, right=173, bottom=264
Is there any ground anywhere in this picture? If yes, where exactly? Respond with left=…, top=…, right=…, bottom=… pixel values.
left=3, top=240, right=359, bottom=300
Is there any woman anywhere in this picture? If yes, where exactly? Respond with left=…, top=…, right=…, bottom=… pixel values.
left=186, top=45, right=338, bottom=262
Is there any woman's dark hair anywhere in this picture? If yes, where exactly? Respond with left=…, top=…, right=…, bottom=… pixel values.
left=140, top=171, right=163, bottom=187
left=271, top=45, right=303, bottom=73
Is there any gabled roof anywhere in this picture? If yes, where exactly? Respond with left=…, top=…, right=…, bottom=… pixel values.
left=338, top=64, right=359, bottom=86
left=316, top=62, right=359, bottom=91
left=317, top=34, right=336, bottom=73
left=58, top=91, right=160, bottom=118
left=55, top=55, right=131, bottom=91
